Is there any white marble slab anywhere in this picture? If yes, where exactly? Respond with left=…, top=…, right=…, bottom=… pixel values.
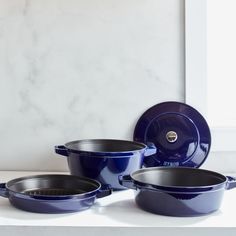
left=0, top=0, right=184, bottom=170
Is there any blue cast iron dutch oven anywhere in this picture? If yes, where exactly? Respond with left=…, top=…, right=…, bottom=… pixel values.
left=119, top=167, right=236, bottom=216
left=0, top=174, right=111, bottom=213
left=55, top=139, right=156, bottom=190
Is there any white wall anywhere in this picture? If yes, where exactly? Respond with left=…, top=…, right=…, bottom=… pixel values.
left=0, top=0, right=184, bottom=171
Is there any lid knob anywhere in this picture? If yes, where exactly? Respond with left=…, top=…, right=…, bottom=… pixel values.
left=166, top=131, right=178, bottom=143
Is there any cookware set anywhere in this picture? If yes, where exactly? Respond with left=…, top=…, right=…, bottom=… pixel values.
left=0, top=101, right=235, bottom=216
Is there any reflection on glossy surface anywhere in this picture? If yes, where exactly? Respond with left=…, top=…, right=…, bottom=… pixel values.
left=68, top=151, right=144, bottom=190
left=134, top=101, right=211, bottom=168
left=135, top=188, right=223, bottom=217
left=55, top=139, right=157, bottom=190
left=0, top=174, right=112, bottom=213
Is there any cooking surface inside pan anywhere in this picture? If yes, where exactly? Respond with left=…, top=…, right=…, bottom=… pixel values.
left=66, top=139, right=145, bottom=152
left=23, top=188, right=85, bottom=196
left=132, top=168, right=226, bottom=187
left=7, top=175, right=100, bottom=196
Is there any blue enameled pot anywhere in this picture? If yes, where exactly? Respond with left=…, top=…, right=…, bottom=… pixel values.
left=119, top=167, right=236, bottom=216
left=55, top=139, right=156, bottom=190
left=0, top=174, right=111, bottom=213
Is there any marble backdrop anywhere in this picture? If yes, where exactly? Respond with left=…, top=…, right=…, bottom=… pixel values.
left=0, top=0, right=184, bottom=170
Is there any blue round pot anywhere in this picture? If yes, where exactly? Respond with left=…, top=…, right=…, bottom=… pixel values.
left=119, top=167, right=236, bottom=216
left=55, top=139, right=156, bottom=190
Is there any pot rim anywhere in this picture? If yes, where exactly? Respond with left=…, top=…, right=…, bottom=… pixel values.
left=64, top=139, right=147, bottom=155
left=130, top=167, right=227, bottom=192
left=5, top=174, right=101, bottom=200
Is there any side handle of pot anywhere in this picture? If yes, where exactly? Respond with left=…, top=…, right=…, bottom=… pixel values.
left=226, top=176, right=236, bottom=190
left=118, top=175, right=136, bottom=190
left=55, top=145, right=68, bottom=157
left=96, top=185, right=112, bottom=198
left=144, top=142, right=157, bottom=157
left=0, top=183, right=9, bottom=198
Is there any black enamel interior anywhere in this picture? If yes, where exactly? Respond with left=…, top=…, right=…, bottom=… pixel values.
left=66, top=139, right=145, bottom=152
left=132, top=167, right=226, bottom=187
left=6, top=175, right=100, bottom=196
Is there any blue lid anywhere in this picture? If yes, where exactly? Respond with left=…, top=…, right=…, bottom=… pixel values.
left=133, top=102, right=211, bottom=168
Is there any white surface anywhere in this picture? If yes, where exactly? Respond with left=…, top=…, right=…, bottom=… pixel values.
left=185, top=0, right=207, bottom=116
left=0, top=171, right=236, bottom=236
left=207, top=0, right=236, bottom=127
left=0, top=0, right=184, bottom=171
left=185, top=0, right=236, bottom=152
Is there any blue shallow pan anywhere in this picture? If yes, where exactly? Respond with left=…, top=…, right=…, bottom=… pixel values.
left=0, top=174, right=111, bottom=213
left=119, top=167, right=236, bottom=216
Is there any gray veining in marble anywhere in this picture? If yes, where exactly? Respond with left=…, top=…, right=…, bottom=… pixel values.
left=0, top=0, right=184, bottom=170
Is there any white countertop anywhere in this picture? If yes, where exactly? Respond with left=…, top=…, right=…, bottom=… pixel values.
left=0, top=171, right=236, bottom=236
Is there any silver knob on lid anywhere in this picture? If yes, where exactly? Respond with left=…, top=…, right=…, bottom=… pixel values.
left=166, top=131, right=178, bottom=143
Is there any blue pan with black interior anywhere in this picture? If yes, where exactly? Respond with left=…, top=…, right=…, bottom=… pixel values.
left=0, top=174, right=111, bottom=213
left=119, top=167, right=236, bottom=216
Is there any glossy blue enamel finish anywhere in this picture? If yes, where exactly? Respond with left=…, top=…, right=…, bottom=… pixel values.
left=67, top=152, right=143, bottom=190
left=133, top=101, right=211, bottom=168
left=0, top=176, right=111, bottom=213
left=55, top=139, right=156, bottom=190
left=8, top=192, right=97, bottom=213
left=119, top=168, right=236, bottom=216
left=134, top=188, right=224, bottom=216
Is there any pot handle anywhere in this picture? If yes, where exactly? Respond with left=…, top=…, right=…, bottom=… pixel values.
left=226, top=176, right=236, bottom=190
left=144, top=142, right=157, bottom=157
left=55, top=145, right=68, bottom=157
left=96, top=185, right=112, bottom=198
left=0, top=183, right=9, bottom=198
left=118, top=175, right=136, bottom=190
